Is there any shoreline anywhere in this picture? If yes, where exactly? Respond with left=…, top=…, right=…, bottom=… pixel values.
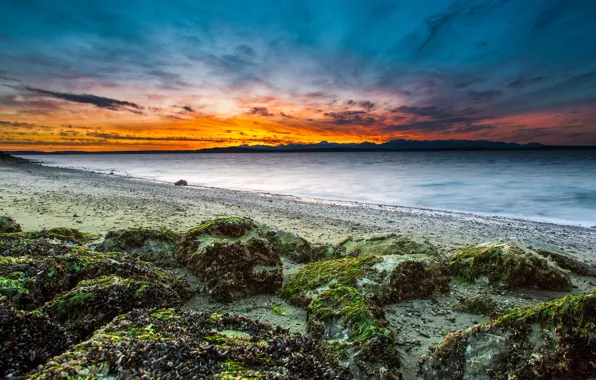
left=1, top=157, right=595, bottom=259
left=22, top=156, right=596, bottom=229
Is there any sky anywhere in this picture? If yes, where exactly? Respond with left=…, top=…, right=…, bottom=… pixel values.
left=1, top=0, right=596, bottom=151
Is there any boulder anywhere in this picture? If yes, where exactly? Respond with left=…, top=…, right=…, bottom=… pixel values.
left=43, top=275, right=181, bottom=341
left=262, top=226, right=332, bottom=263
left=95, top=227, right=178, bottom=267
left=0, top=215, right=21, bottom=233
left=282, top=252, right=448, bottom=379
left=1, top=240, right=190, bottom=310
left=333, top=235, right=443, bottom=259
left=419, top=291, right=596, bottom=379
left=0, top=302, right=71, bottom=378
left=282, top=254, right=449, bottom=306
left=32, top=308, right=345, bottom=379
left=174, top=179, right=188, bottom=186
left=448, top=242, right=571, bottom=291
left=533, top=248, right=596, bottom=277
left=175, top=217, right=283, bottom=301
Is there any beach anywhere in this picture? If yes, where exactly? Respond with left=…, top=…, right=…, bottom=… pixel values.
left=2, top=155, right=596, bottom=379
left=2, top=156, right=595, bottom=258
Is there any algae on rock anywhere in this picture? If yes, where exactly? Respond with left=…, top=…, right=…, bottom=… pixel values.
left=333, top=234, right=443, bottom=259
left=31, top=308, right=345, bottom=379
left=95, top=227, right=178, bottom=266
left=420, top=290, right=596, bottom=379
left=0, top=215, right=22, bottom=233
left=448, top=242, right=572, bottom=291
left=175, top=217, right=283, bottom=301
left=43, top=275, right=181, bottom=341
left=261, top=226, right=331, bottom=263
left=0, top=302, right=71, bottom=378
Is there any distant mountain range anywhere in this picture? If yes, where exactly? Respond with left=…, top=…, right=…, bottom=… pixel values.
left=7, top=139, right=596, bottom=155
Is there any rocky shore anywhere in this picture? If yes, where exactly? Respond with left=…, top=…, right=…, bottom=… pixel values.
left=1, top=154, right=595, bottom=379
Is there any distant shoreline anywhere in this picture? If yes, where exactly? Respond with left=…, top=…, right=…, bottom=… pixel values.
left=6, top=145, right=596, bottom=155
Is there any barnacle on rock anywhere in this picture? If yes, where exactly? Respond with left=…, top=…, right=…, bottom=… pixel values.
left=0, top=301, right=71, bottom=378
left=43, top=275, right=182, bottom=341
left=95, top=227, right=178, bottom=267
left=175, top=217, right=283, bottom=301
left=31, top=308, right=345, bottom=379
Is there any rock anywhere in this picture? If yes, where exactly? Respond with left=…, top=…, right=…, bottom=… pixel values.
left=174, top=179, right=188, bottom=186
left=333, top=234, right=443, bottom=259
left=533, top=248, right=596, bottom=277
left=0, top=215, right=21, bottom=234
left=448, top=242, right=572, bottom=291
left=419, top=291, right=596, bottom=379
left=261, top=225, right=332, bottom=263
left=32, top=308, right=345, bottom=379
left=282, top=254, right=449, bottom=307
left=452, top=294, right=500, bottom=316
left=43, top=275, right=181, bottom=341
left=282, top=252, right=448, bottom=379
left=95, top=227, right=178, bottom=267
left=0, top=238, right=190, bottom=310
left=175, top=217, right=283, bottom=301
left=0, top=302, right=71, bottom=378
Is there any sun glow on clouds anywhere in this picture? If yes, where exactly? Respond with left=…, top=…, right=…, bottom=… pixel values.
left=1, top=0, right=596, bottom=150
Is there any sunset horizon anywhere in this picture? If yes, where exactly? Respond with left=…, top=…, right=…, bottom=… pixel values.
left=2, top=0, right=596, bottom=151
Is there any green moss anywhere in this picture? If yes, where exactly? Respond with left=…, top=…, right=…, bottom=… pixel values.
left=308, top=286, right=391, bottom=343
left=493, top=290, right=596, bottom=337
left=0, top=275, right=29, bottom=299
left=186, top=216, right=255, bottom=238
left=150, top=308, right=179, bottom=320
left=0, top=215, right=22, bottom=233
left=281, top=255, right=381, bottom=305
left=334, top=235, right=441, bottom=259
left=448, top=242, right=571, bottom=291
left=269, top=304, right=290, bottom=316
left=102, top=227, right=178, bottom=250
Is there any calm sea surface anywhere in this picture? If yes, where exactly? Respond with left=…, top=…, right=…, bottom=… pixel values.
left=22, top=150, right=596, bottom=226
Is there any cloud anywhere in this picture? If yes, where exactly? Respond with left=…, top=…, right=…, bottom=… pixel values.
left=10, top=85, right=144, bottom=113
left=324, top=110, right=377, bottom=125
left=468, top=89, right=502, bottom=102
left=508, top=76, right=545, bottom=89
left=248, top=107, right=273, bottom=116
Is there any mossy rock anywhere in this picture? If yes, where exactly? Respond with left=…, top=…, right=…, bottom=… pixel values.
left=0, top=216, right=21, bottom=233
left=31, top=308, right=345, bottom=379
left=0, top=241, right=190, bottom=310
left=448, top=242, right=572, bottom=291
left=175, top=217, right=283, bottom=301
left=261, top=227, right=331, bottom=263
left=533, top=248, right=596, bottom=277
left=419, top=291, right=596, bottom=379
left=43, top=275, right=181, bottom=341
left=452, top=294, right=500, bottom=316
left=96, top=227, right=178, bottom=266
left=334, top=234, right=442, bottom=259
left=282, top=254, right=449, bottom=307
left=0, top=302, right=71, bottom=378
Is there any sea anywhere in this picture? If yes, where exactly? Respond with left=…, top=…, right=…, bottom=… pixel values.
left=20, top=150, right=596, bottom=227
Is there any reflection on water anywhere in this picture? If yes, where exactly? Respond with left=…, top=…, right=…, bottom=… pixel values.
left=24, top=150, right=596, bottom=226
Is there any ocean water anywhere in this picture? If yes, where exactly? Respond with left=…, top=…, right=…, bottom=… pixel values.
left=22, top=150, right=596, bottom=226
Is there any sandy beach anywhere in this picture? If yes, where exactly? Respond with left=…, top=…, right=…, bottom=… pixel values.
left=1, top=156, right=594, bottom=258
left=2, top=156, right=596, bottom=379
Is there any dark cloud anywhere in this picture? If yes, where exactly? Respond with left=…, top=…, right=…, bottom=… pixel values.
left=248, top=107, right=273, bottom=116
left=532, top=5, right=564, bottom=30
left=468, top=89, right=502, bottom=102
left=324, top=110, right=377, bottom=125
left=10, top=85, right=143, bottom=113
left=508, top=76, right=545, bottom=88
